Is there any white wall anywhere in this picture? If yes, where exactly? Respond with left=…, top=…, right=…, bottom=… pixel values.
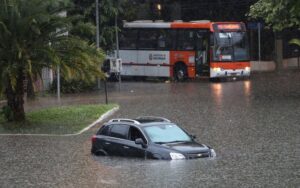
left=250, top=61, right=276, bottom=72
left=283, top=57, right=300, bottom=68
left=251, top=57, right=300, bottom=72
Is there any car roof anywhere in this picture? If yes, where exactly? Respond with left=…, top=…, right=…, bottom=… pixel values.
left=106, top=116, right=173, bottom=127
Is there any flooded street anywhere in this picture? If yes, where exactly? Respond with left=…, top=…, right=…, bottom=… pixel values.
left=0, top=72, right=300, bottom=187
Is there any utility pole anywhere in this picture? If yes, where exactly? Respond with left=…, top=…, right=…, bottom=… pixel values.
left=115, top=11, right=121, bottom=91
left=57, top=11, right=67, bottom=103
left=97, top=0, right=108, bottom=104
left=57, top=66, right=60, bottom=102
left=258, top=22, right=261, bottom=64
left=96, top=0, right=101, bottom=89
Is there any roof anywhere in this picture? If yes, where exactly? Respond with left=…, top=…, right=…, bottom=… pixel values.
left=124, top=20, right=212, bottom=30
left=123, top=20, right=245, bottom=32
left=107, top=116, right=172, bottom=126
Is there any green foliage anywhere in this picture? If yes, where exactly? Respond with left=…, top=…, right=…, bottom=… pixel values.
left=71, top=0, right=139, bottom=51
left=0, top=0, right=105, bottom=121
left=0, top=93, right=4, bottom=100
left=248, top=0, right=300, bottom=32
left=50, top=77, right=96, bottom=93
left=0, top=104, right=117, bottom=134
left=0, top=106, right=13, bottom=121
left=289, top=38, right=300, bottom=47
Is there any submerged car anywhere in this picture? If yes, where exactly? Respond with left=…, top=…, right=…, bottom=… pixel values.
left=91, top=116, right=216, bottom=160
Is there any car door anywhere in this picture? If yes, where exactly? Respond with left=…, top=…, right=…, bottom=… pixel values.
left=106, top=124, right=130, bottom=156
left=125, top=126, right=148, bottom=158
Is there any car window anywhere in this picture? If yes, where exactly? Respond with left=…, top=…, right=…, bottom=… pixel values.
left=110, top=125, right=130, bottom=139
left=129, top=126, right=147, bottom=143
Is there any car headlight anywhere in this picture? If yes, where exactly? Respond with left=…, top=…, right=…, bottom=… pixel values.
left=210, top=149, right=217, bottom=158
left=170, top=152, right=185, bottom=160
left=245, top=67, right=250, bottom=71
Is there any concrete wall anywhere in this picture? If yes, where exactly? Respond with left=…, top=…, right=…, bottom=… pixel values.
left=251, top=61, right=276, bottom=72
left=251, top=57, right=300, bottom=72
left=283, top=57, right=300, bottom=69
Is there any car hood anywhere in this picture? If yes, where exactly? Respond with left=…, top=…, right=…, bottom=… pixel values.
left=160, top=141, right=210, bottom=154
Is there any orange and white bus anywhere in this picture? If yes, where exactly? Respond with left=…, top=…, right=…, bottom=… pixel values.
left=108, top=20, right=250, bottom=80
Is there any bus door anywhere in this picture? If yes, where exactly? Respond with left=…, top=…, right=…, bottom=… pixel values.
left=195, top=30, right=209, bottom=76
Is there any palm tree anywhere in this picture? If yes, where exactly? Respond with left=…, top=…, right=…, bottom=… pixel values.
left=0, top=0, right=105, bottom=121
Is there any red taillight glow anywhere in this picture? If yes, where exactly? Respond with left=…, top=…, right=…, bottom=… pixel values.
left=91, top=135, right=97, bottom=143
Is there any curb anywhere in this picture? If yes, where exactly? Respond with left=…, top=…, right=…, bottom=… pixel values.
left=0, top=106, right=119, bottom=137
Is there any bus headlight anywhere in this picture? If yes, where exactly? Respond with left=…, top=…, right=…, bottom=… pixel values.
left=245, top=67, right=250, bottom=71
left=170, top=152, right=185, bottom=160
left=213, top=67, right=221, bottom=72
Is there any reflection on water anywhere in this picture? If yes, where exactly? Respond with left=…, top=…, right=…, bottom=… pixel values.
left=92, top=155, right=216, bottom=188
left=244, top=80, right=251, bottom=96
left=211, top=83, right=223, bottom=106
left=211, top=80, right=252, bottom=106
left=243, top=80, right=252, bottom=105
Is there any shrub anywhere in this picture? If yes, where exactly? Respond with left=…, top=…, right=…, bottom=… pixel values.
left=50, top=77, right=97, bottom=93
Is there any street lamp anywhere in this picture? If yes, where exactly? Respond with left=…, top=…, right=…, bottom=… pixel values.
left=157, top=3, right=162, bottom=11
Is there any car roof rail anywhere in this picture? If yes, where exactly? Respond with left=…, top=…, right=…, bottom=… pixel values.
left=135, top=116, right=171, bottom=123
left=108, top=118, right=141, bottom=124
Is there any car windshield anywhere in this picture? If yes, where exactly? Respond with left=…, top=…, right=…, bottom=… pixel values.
left=143, top=124, right=192, bottom=143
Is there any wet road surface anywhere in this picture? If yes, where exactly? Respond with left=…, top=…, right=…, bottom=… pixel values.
left=0, top=71, right=300, bottom=187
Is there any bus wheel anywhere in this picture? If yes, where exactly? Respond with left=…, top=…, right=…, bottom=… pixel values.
left=174, top=64, right=187, bottom=81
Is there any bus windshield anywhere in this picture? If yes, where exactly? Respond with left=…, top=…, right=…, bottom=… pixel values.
left=213, top=31, right=249, bottom=62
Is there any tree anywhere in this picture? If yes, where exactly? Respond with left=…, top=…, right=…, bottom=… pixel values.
left=248, top=0, right=300, bottom=32
left=0, top=0, right=105, bottom=121
left=248, top=0, right=300, bottom=69
left=71, top=0, right=139, bottom=51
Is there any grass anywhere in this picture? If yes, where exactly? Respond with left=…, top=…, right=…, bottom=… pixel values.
left=0, top=104, right=117, bottom=134
left=0, top=94, right=5, bottom=100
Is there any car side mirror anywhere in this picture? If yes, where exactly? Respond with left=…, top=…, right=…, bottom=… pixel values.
left=135, top=138, right=147, bottom=148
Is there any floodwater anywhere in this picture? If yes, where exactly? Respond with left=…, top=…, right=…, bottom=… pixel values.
left=0, top=71, right=299, bottom=187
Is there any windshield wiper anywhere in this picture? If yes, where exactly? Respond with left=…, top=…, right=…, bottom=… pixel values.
left=154, top=142, right=168, bottom=144
left=165, top=140, right=190, bottom=144
left=154, top=140, right=191, bottom=144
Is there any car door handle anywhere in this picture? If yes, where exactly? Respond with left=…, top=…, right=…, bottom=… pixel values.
left=123, top=146, right=129, bottom=149
left=104, top=142, right=111, bottom=145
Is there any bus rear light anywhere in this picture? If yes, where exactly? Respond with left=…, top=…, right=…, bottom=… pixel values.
left=245, top=67, right=250, bottom=71
left=213, top=67, right=221, bottom=72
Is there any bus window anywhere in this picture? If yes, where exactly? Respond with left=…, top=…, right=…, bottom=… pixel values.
left=157, top=30, right=167, bottom=49
left=119, top=29, right=138, bottom=50
left=157, top=29, right=175, bottom=50
left=210, top=33, right=214, bottom=46
left=213, top=31, right=249, bottom=61
left=177, top=30, right=195, bottom=51
left=138, top=29, right=157, bottom=50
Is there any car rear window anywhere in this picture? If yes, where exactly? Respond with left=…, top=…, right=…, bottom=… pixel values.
left=110, top=125, right=129, bottom=139
left=97, top=125, right=110, bottom=135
